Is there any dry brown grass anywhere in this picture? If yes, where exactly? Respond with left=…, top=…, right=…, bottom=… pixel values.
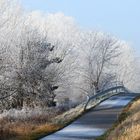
left=0, top=116, right=62, bottom=140
left=0, top=107, right=65, bottom=140
left=106, top=97, right=140, bottom=140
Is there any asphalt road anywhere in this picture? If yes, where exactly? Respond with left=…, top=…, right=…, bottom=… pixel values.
left=41, top=93, right=139, bottom=140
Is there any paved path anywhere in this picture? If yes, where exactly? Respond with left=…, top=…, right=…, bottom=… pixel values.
left=41, top=93, right=139, bottom=140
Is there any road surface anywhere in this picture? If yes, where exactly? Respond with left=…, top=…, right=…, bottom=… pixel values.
left=41, top=93, right=139, bottom=140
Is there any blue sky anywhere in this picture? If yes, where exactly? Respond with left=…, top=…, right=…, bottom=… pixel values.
left=21, top=0, right=140, bottom=55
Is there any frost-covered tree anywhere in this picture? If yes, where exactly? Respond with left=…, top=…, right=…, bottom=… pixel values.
left=0, top=26, right=65, bottom=109
left=78, top=31, right=136, bottom=96
left=79, top=32, right=115, bottom=93
left=0, top=0, right=24, bottom=109
left=25, top=12, right=81, bottom=101
left=112, top=42, right=136, bottom=90
left=0, top=1, right=65, bottom=109
left=11, top=28, right=63, bottom=108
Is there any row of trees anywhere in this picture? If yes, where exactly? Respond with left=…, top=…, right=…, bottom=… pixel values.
left=0, top=0, right=139, bottom=110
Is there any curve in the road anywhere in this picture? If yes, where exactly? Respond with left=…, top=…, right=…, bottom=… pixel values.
left=41, top=93, right=139, bottom=140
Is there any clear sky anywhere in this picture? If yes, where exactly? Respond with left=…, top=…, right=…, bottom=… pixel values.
left=21, top=0, right=140, bottom=55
